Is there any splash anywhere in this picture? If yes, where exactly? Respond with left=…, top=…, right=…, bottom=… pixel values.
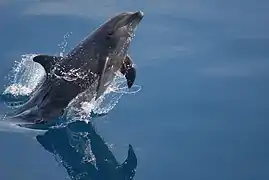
left=1, top=54, right=46, bottom=108
left=53, top=72, right=141, bottom=128
left=0, top=32, right=141, bottom=131
left=58, top=32, right=72, bottom=57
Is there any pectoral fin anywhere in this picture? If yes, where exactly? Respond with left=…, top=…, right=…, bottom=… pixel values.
left=33, top=55, right=62, bottom=74
left=120, top=55, right=136, bottom=88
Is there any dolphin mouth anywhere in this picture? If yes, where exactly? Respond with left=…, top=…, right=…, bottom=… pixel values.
left=123, top=11, right=144, bottom=38
left=115, top=11, right=144, bottom=33
left=126, top=11, right=144, bottom=26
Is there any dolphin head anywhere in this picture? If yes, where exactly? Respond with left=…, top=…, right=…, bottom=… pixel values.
left=95, top=11, right=144, bottom=58
left=91, top=11, right=144, bottom=98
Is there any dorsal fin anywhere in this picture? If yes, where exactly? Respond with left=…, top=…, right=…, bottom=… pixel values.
left=33, top=55, right=61, bottom=74
left=117, top=144, right=137, bottom=180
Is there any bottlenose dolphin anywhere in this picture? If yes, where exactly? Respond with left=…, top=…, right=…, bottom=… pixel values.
left=8, top=11, right=144, bottom=124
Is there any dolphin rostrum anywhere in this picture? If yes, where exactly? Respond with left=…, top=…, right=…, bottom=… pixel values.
left=9, top=11, right=144, bottom=124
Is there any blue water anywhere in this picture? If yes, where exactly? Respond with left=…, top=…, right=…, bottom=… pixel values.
left=1, top=1, right=269, bottom=180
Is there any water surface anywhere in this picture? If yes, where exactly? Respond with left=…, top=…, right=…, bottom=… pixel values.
left=0, top=1, right=269, bottom=180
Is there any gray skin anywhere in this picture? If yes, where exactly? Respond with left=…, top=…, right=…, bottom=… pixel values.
left=9, top=11, right=144, bottom=124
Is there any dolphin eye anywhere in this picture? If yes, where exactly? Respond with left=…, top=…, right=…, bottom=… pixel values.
left=106, top=31, right=114, bottom=39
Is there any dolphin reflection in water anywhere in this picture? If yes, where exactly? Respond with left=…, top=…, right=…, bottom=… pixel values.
left=36, top=120, right=137, bottom=180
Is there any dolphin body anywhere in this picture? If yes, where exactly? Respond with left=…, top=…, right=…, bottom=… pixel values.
left=8, top=11, right=144, bottom=124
